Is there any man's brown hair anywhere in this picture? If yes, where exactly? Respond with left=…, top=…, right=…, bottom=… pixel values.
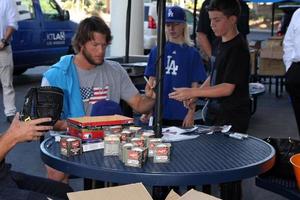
left=72, top=16, right=113, bottom=53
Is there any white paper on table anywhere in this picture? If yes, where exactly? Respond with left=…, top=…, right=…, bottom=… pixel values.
left=162, top=134, right=199, bottom=142
left=161, top=126, right=199, bottom=142
left=162, top=126, right=198, bottom=135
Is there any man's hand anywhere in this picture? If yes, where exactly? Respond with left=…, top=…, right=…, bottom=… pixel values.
left=145, top=78, right=156, bottom=100
left=6, top=113, right=53, bottom=143
left=140, top=112, right=153, bottom=124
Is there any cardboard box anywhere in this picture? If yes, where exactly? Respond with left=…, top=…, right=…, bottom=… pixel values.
left=265, top=36, right=283, bottom=48
left=67, top=183, right=221, bottom=200
left=260, top=47, right=283, bottom=60
left=258, top=58, right=286, bottom=76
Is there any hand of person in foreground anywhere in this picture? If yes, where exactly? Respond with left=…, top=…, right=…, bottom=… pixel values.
left=169, top=87, right=194, bottom=102
left=6, top=113, right=53, bottom=143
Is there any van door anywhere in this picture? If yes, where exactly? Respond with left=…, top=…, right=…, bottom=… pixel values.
left=39, top=0, right=77, bottom=62
left=12, top=0, right=44, bottom=69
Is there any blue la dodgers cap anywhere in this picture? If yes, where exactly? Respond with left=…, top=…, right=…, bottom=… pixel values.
left=165, top=6, right=186, bottom=23
left=91, top=100, right=123, bottom=116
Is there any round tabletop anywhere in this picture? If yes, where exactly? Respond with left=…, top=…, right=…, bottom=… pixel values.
left=41, top=134, right=275, bottom=186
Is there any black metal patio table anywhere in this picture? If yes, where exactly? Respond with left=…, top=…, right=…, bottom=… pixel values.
left=40, top=133, right=275, bottom=187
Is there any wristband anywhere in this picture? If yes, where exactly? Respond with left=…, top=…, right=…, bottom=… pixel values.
left=1, top=39, right=9, bottom=47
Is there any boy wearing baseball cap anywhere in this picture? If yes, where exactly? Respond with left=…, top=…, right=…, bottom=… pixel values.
left=142, top=6, right=206, bottom=128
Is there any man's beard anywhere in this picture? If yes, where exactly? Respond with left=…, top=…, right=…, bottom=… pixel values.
left=82, top=47, right=104, bottom=66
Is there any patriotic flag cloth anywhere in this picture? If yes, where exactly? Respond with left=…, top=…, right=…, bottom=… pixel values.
left=80, top=86, right=109, bottom=104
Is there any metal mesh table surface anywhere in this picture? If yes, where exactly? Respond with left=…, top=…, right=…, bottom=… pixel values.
left=41, top=134, right=275, bottom=186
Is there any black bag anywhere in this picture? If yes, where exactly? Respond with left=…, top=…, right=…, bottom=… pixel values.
left=21, top=86, right=64, bottom=126
left=264, top=137, right=300, bottom=179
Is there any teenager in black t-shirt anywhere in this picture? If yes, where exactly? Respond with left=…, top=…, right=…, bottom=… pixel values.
left=169, top=1, right=250, bottom=199
left=208, top=34, right=250, bottom=132
left=170, top=0, right=250, bottom=133
left=197, top=0, right=249, bottom=62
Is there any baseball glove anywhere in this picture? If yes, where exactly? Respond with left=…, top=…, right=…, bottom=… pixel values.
left=21, top=86, right=64, bottom=126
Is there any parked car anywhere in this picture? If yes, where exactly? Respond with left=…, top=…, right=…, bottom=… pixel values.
left=144, top=2, right=197, bottom=54
left=12, top=0, right=77, bottom=75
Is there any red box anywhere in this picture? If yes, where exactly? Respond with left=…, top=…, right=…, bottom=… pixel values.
left=67, top=115, right=134, bottom=141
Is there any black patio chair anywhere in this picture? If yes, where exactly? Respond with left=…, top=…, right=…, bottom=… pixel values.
left=255, top=173, right=300, bottom=200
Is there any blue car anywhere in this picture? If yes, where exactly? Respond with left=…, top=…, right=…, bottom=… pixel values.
left=12, top=0, right=78, bottom=75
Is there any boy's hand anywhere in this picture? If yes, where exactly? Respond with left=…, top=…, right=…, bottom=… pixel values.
left=182, top=112, right=194, bottom=128
left=169, top=87, right=193, bottom=101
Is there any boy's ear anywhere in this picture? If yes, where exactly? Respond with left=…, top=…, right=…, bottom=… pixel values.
left=229, top=15, right=238, bottom=25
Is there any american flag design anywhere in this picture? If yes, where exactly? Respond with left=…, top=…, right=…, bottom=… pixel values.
left=80, top=86, right=109, bottom=104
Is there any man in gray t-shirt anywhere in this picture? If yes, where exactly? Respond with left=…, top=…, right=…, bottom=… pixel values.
left=42, top=16, right=155, bottom=183
left=42, top=59, right=139, bottom=116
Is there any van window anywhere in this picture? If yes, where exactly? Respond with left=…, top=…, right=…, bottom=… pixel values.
left=144, top=6, right=149, bottom=21
left=17, top=0, right=35, bottom=21
left=40, top=0, right=61, bottom=20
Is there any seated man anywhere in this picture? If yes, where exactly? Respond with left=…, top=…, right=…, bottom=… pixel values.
left=0, top=113, right=73, bottom=200
left=41, top=16, right=155, bottom=182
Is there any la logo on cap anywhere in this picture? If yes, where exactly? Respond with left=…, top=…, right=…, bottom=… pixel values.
left=168, top=9, right=174, bottom=17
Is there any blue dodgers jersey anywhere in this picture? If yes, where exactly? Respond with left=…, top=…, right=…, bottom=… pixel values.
left=145, top=42, right=206, bottom=120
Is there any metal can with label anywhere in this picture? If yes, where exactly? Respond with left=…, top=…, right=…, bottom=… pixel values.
left=120, top=129, right=133, bottom=143
left=131, top=137, right=145, bottom=147
left=129, top=126, right=142, bottom=137
left=126, top=147, right=148, bottom=167
left=60, top=136, right=82, bottom=157
left=147, top=138, right=162, bottom=157
left=125, top=147, right=144, bottom=167
left=141, top=130, right=155, bottom=144
left=119, top=142, right=134, bottom=162
left=109, top=125, right=123, bottom=134
left=153, top=143, right=171, bottom=163
left=104, top=135, right=120, bottom=156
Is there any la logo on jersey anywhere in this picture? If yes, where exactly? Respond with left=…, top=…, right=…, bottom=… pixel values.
left=166, top=55, right=178, bottom=75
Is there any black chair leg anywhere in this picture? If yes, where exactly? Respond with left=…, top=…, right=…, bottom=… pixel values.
left=84, top=179, right=105, bottom=190
left=202, top=184, right=211, bottom=194
left=220, top=181, right=242, bottom=200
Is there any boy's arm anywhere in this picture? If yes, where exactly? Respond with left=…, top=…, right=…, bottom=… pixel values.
left=182, top=82, right=199, bottom=127
left=192, top=83, right=235, bottom=98
left=169, top=83, right=235, bottom=101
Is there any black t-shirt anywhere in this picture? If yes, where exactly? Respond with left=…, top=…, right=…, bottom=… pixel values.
left=197, top=0, right=250, bottom=44
left=207, top=34, right=250, bottom=132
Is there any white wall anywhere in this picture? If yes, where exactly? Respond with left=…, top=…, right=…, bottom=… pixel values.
left=110, top=0, right=144, bottom=56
